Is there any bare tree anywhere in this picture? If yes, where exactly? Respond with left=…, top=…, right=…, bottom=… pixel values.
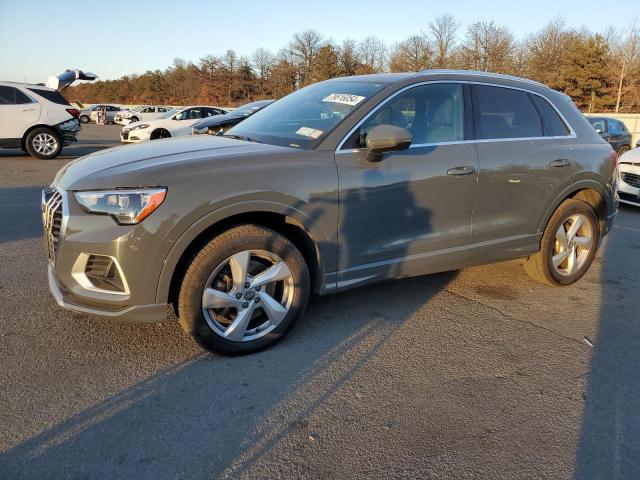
left=426, top=14, right=459, bottom=68
left=460, top=21, right=515, bottom=73
left=525, top=17, right=570, bottom=88
left=252, top=47, right=275, bottom=95
left=339, top=38, right=360, bottom=76
left=290, top=29, right=324, bottom=85
left=358, top=36, right=388, bottom=73
left=389, top=35, right=432, bottom=72
left=609, top=19, right=640, bottom=112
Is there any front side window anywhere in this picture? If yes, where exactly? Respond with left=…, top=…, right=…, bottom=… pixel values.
left=226, top=80, right=388, bottom=149
left=176, top=108, right=203, bottom=120
left=343, top=83, right=465, bottom=149
left=473, top=85, right=543, bottom=140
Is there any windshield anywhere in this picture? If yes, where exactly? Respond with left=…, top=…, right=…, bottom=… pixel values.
left=160, top=108, right=179, bottom=119
left=226, top=80, right=387, bottom=149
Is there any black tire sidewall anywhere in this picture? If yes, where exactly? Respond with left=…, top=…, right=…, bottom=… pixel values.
left=178, top=227, right=310, bottom=355
left=80, top=115, right=89, bottom=123
left=543, top=200, right=599, bottom=285
left=25, top=128, right=62, bottom=159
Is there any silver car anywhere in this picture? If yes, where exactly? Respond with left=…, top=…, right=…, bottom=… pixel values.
left=44, top=70, right=617, bottom=354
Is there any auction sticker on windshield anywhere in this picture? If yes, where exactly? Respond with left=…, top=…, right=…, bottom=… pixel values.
left=296, top=127, right=323, bottom=139
left=322, top=93, right=366, bottom=106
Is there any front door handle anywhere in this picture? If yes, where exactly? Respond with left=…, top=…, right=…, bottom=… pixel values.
left=550, top=159, right=571, bottom=168
left=447, top=165, right=476, bottom=176
left=20, top=108, right=35, bottom=111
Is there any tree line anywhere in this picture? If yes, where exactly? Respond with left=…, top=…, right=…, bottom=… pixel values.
left=67, top=16, right=640, bottom=113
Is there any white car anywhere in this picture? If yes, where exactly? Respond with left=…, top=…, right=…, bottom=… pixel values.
left=114, top=105, right=173, bottom=125
left=0, top=69, right=96, bottom=159
left=618, top=147, right=640, bottom=207
left=121, top=106, right=226, bottom=143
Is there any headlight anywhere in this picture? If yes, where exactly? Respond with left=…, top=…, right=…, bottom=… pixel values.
left=74, top=188, right=167, bottom=225
left=130, top=123, right=150, bottom=130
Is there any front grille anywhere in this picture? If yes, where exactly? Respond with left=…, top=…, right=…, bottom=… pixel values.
left=42, top=186, right=63, bottom=262
left=621, top=172, right=640, bottom=189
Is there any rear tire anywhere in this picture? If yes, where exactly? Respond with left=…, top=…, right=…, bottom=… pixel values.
left=178, top=225, right=310, bottom=355
left=24, top=127, right=62, bottom=159
left=524, top=199, right=599, bottom=286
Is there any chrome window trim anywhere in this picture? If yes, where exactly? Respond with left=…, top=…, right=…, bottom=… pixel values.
left=335, top=80, right=576, bottom=152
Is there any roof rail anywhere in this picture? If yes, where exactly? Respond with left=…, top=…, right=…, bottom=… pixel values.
left=414, top=69, right=546, bottom=88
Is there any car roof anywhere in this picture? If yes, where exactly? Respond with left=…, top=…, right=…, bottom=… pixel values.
left=0, top=81, right=55, bottom=90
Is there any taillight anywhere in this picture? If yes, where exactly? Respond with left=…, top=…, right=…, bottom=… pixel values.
left=66, top=108, right=80, bottom=118
left=609, top=150, right=618, bottom=169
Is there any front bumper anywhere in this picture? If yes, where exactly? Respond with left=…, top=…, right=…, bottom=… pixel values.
left=43, top=186, right=170, bottom=323
left=120, top=127, right=150, bottom=143
left=617, top=163, right=640, bottom=207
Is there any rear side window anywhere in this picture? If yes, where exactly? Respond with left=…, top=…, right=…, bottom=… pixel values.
left=27, top=88, right=69, bottom=106
left=530, top=95, right=570, bottom=136
left=608, top=120, right=627, bottom=134
left=473, top=85, right=542, bottom=140
left=0, top=85, right=33, bottom=105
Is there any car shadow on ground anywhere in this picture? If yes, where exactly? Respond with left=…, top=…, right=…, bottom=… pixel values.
left=576, top=204, right=640, bottom=478
left=0, top=186, right=45, bottom=243
left=0, top=270, right=457, bottom=479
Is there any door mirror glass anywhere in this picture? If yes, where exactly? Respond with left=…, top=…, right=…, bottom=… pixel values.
left=174, top=112, right=184, bottom=120
left=365, top=124, right=412, bottom=162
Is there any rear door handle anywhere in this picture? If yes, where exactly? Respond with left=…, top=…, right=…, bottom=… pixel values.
left=550, top=159, right=571, bottom=168
left=447, top=165, right=476, bottom=176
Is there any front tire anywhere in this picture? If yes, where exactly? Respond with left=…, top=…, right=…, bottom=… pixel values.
left=178, top=225, right=310, bottom=355
left=150, top=129, right=171, bottom=140
left=618, top=145, right=631, bottom=156
left=524, top=199, right=599, bottom=286
left=25, top=128, right=62, bottom=159
left=80, top=115, right=90, bottom=124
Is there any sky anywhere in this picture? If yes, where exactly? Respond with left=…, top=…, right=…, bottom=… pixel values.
left=0, top=0, right=638, bottom=83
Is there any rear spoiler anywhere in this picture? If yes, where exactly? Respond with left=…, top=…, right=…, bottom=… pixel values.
left=45, top=69, right=98, bottom=92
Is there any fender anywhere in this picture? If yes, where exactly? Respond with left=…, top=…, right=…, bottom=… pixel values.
left=536, top=177, right=611, bottom=234
left=154, top=198, right=334, bottom=304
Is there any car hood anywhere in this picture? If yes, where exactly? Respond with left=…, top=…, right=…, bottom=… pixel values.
left=55, top=136, right=294, bottom=190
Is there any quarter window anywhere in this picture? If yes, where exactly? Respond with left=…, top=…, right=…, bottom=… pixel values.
left=530, top=95, right=570, bottom=137
left=0, top=86, right=32, bottom=105
left=473, top=85, right=543, bottom=140
left=343, top=83, right=465, bottom=149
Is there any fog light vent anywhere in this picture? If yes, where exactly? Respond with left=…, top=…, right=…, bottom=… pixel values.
left=85, top=254, right=125, bottom=293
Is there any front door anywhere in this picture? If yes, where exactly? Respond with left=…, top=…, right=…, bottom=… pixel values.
left=335, top=82, right=478, bottom=288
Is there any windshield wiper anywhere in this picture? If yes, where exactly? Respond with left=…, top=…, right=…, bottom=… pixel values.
left=220, top=133, right=261, bottom=143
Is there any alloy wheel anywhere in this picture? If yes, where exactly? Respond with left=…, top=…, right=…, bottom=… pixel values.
left=201, top=250, right=294, bottom=342
left=552, top=213, right=594, bottom=276
left=32, top=133, right=58, bottom=156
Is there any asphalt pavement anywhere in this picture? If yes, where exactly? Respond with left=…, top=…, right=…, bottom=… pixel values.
left=1, top=125, right=639, bottom=479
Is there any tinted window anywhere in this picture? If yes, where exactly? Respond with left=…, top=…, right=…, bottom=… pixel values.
left=473, top=85, right=542, bottom=139
left=27, top=88, right=69, bottom=106
left=343, top=83, right=465, bottom=148
left=608, top=120, right=626, bottom=134
left=178, top=108, right=203, bottom=120
left=530, top=95, right=569, bottom=136
left=588, top=118, right=606, bottom=132
left=0, top=86, right=21, bottom=105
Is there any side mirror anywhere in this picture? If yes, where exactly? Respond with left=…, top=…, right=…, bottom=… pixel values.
left=595, top=127, right=604, bottom=134
left=174, top=113, right=183, bottom=121
left=365, top=124, right=412, bottom=162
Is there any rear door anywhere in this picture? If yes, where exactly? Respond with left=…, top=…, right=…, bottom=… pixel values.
left=0, top=86, right=41, bottom=141
left=471, top=84, right=574, bottom=244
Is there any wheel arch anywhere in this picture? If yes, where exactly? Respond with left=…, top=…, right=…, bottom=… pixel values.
left=538, top=181, right=609, bottom=239
left=151, top=128, right=171, bottom=139
left=20, top=124, right=60, bottom=150
left=158, top=205, right=327, bottom=312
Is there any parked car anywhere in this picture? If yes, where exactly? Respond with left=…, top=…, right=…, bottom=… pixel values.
left=617, top=148, right=640, bottom=207
left=114, top=105, right=173, bottom=125
left=0, top=69, right=96, bottom=159
left=120, top=106, right=226, bottom=142
left=89, top=104, right=123, bottom=124
left=587, top=117, right=632, bottom=155
left=44, top=70, right=618, bottom=354
left=191, top=100, right=275, bottom=135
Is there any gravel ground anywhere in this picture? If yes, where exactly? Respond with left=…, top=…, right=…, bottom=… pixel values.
left=1, top=125, right=639, bottom=479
